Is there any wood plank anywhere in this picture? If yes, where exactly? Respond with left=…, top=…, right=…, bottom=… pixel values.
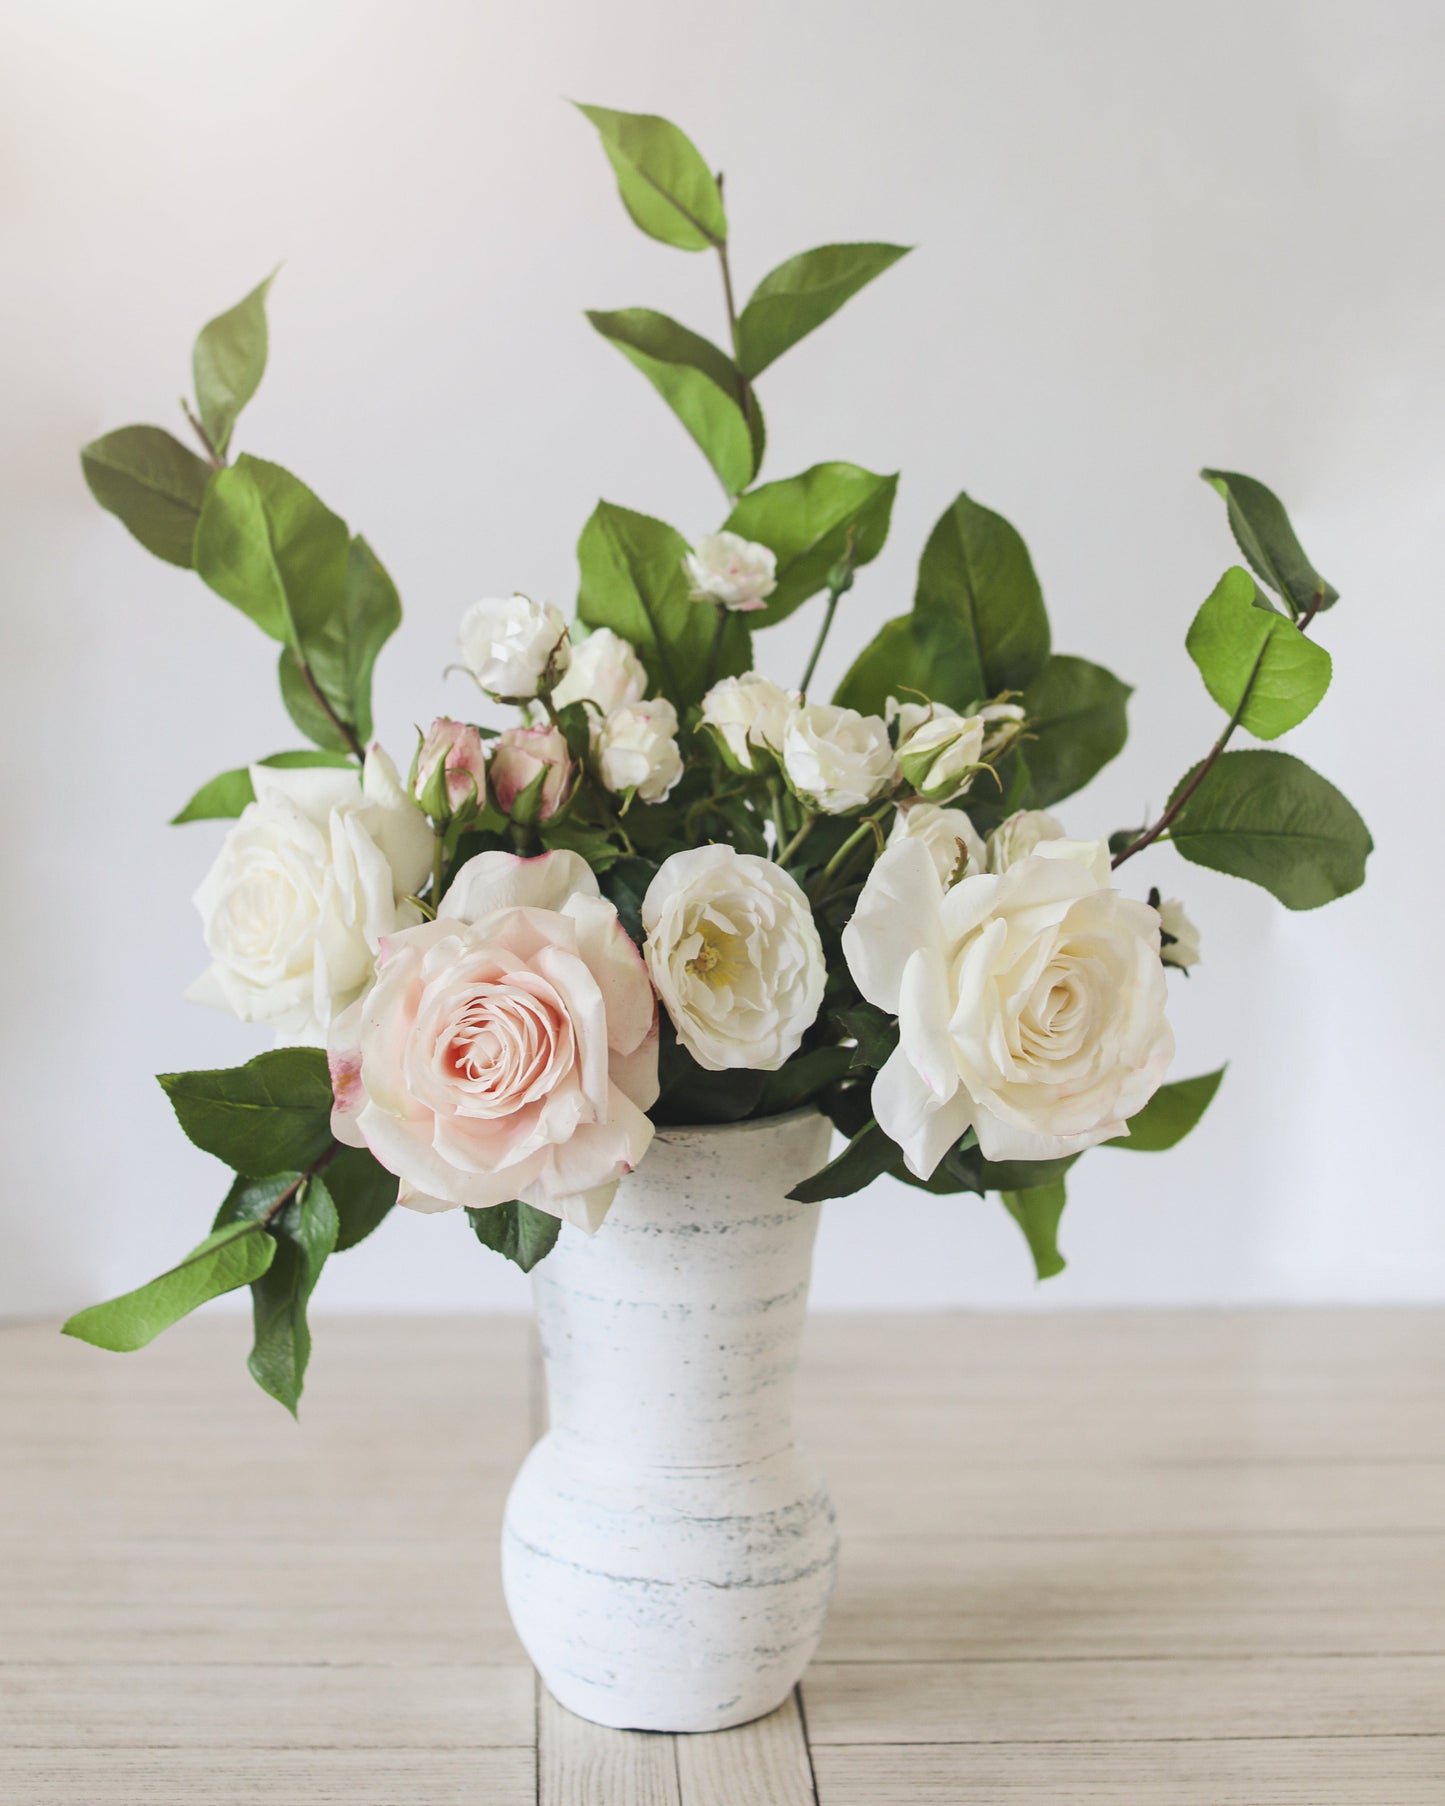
left=810, top=1738, right=1445, bottom=1805
left=674, top=1690, right=816, bottom=1806
left=804, top=1654, right=1445, bottom=1743
left=539, top=1684, right=680, bottom=1805
left=0, top=1748, right=535, bottom=1804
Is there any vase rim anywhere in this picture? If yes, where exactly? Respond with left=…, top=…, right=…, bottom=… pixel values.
left=650, top=1104, right=825, bottom=1142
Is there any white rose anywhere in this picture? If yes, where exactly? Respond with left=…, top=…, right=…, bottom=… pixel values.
left=986, top=808, right=1066, bottom=872
left=188, top=748, right=435, bottom=1046
left=683, top=531, right=778, bottom=612
left=552, top=626, right=648, bottom=715
left=700, top=672, right=799, bottom=773
left=782, top=702, right=899, bottom=814
left=594, top=698, right=684, bottom=803
left=842, top=837, right=1174, bottom=1169
left=1158, top=898, right=1202, bottom=971
left=642, top=846, right=825, bottom=1071
left=887, top=801, right=986, bottom=886
left=459, top=593, right=570, bottom=699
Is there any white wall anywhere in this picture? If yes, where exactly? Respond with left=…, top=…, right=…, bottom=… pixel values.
left=3, top=0, right=1441, bottom=1318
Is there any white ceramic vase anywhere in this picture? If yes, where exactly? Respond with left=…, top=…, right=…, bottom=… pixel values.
left=501, top=1108, right=839, bottom=1732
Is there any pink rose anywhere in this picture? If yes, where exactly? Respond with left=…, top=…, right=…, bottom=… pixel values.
left=327, top=851, right=659, bottom=1231
left=413, top=717, right=486, bottom=813
left=488, top=724, right=573, bottom=822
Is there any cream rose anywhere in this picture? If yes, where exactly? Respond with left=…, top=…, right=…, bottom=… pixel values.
left=782, top=702, right=898, bottom=814
left=1158, top=897, right=1202, bottom=971
left=887, top=801, right=986, bottom=886
left=328, top=851, right=658, bottom=1232
left=459, top=593, right=570, bottom=700
left=986, top=808, right=1066, bottom=872
left=641, top=846, right=825, bottom=1071
left=552, top=627, right=648, bottom=715
left=683, top=531, right=778, bottom=612
left=188, top=748, right=434, bottom=1046
left=594, top=698, right=684, bottom=803
left=699, top=672, right=798, bottom=774
left=842, top=837, right=1174, bottom=1170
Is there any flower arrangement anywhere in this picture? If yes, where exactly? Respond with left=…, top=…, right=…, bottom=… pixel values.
left=64, top=105, right=1371, bottom=1410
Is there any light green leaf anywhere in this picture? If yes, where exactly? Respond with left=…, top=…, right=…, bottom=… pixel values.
left=157, top=1048, right=335, bottom=1176
left=193, top=269, right=276, bottom=458
left=577, top=500, right=748, bottom=708
left=194, top=454, right=349, bottom=648
left=80, top=425, right=213, bottom=568
left=324, top=1146, right=398, bottom=1252
left=61, top=1221, right=276, bottom=1353
left=279, top=534, right=402, bottom=750
left=1020, top=655, right=1132, bottom=806
left=466, top=1201, right=562, bottom=1273
left=1170, top=749, right=1372, bottom=910
left=1001, top=1177, right=1068, bottom=1280
left=574, top=102, right=726, bottom=250
left=1107, top=1069, right=1225, bottom=1152
left=736, top=243, right=910, bottom=377
left=1201, top=469, right=1338, bottom=618
left=1185, top=566, right=1332, bottom=740
left=725, top=463, right=898, bottom=628
left=914, top=491, right=1052, bottom=701
left=587, top=308, right=758, bottom=496
left=171, top=750, right=356, bottom=824
left=246, top=1175, right=338, bottom=1414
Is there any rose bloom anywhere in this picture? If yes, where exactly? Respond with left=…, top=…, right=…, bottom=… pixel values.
left=683, top=531, right=778, bottom=612
left=843, top=836, right=1174, bottom=1169
left=1158, top=898, right=1202, bottom=971
left=328, top=851, right=659, bottom=1231
left=700, top=671, right=798, bottom=774
left=594, top=698, right=684, bottom=803
left=887, top=801, right=986, bottom=886
left=459, top=593, right=570, bottom=700
left=986, top=808, right=1066, bottom=873
left=551, top=627, right=648, bottom=715
left=782, top=702, right=899, bottom=814
left=489, top=724, right=573, bottom=822
left=413, top=717, right=486, bottom=813
left=642, top=846, right=825, bottom=1071
left=189, top=748, right=434, bottom=1046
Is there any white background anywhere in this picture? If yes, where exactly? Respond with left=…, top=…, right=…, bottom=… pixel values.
left=3, top=0, right=1441, bottom=1319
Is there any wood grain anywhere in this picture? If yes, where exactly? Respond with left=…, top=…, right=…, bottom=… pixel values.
left=673, top=1690, right=817, bottom=1806
left=539, top=1685, right=681, bottom=1806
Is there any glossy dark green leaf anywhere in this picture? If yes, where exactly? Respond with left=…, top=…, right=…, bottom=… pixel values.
left=1000, top=1177, right=1068, bottom=1280
left=466, top=1201, right=562, bottom=1273
left=945, top=1143, right=1080, bottom=1195
left=756, top=1046, right=856, bottom=1115
left=325, top=1147, right=398, bottom=1251
left=279, top=534, right=402, bottom=749
left=61, top=1221, right=275, bottom=1353
left=1201, top=469, right=1338, bottom=618
left=724, top=463, right=898, bottom=628
left=735, top=242, right=910, bottom=377
left=1106, top=1069, right=1225, bottom=1153
left=193, top=269, right=276, bottom=458
left=80, top=425, right=213, bottom=568
left=1185, top=566, right=1332, bottom=740
left=787, top=1119, right=893, bottom=1203
left=1170, top=749, right=1372, bottom=910
left=246, top=1175, right=338, bottom=1414
left=1021, top=654, right=1132, bottom=807
left=157, top=1048, right=335, bottom=1176
left=194, top=454, right=349, bottom=647
left=171, top=750, right=356, bottom=824
left=832, top=614, right=933, bottom=717
left=574, top=103, right=726, bottom=250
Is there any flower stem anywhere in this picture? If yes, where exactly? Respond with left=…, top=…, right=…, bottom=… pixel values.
left=777, top=816, right=816, bottom=867
left=704, top=604, right=729, bottom=693
left=811, top=807, right=890, bottom=894
left=799, top=589, right=840, bottom=696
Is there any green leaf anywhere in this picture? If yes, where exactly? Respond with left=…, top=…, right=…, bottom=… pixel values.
left=193, top=269, right=276, bottom=458
left=171, top=750, right=356, bottom=824
left=80, top=425, right=213, bottom=568
left=833, top=614, right=934, bottom=717
left=833, top=1002, right=900, bottom=1072
left=61, top=1221, right=276, bottom=1353
left=194, top=454, right=349, bottom=648
left=1021, top=655, right=1132, bottom=807
left=756, top=1046, right=856, bottom=1115
left=324, top=1146, right=398, bottom=1251
left=466, top=1201, right=562, bottom=1273
left=1185, top=566, right=1332, bottom=740
left=655, top=1022, right=766, bottom=1124
left=736, top=243, right=910, bottom=378
left=1201, top=470, right=1338, bottom=618
left=1107, top=1069, right=1225, bottom=1152
left=787, top=1119, right=893, bottom=1203
left=1001, top=1177, right=1068, bottom=1280
left=1170, top=749, right=1372, bottom=910
left=914, top=491, right=1052, bottom=701
left=279, top=534, right=401, bottom=749
left=246, top=1175, right=338, bottom=1414
left=945, top=1143, right=1080, bottom=1195
left=577, top=500, right=747, bottom=708
left=574, top=102, right=726, bottom=250
left=587, top=309, right=758, bottom=496
left=158, top=1049, right=335, bottom=1176
left=725, top=463, right=898, bottom=628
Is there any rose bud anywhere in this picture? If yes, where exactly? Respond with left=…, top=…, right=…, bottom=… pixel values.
left=1156, top=896, right=1202, bottom=971
left=552, top=627, right=648, bottom=716
left=595, top=699, right=684, bottom=804
left=411, top=717, right=486, bottom=819
left=682, top=531, right=778, bottom=612
left=699, top=672, right=798, bottom=774
left=459, top=594, right=570, bottom=701
left=782, top=701, right=899, bottom=814
left=488, top=724, right=574, bottom=823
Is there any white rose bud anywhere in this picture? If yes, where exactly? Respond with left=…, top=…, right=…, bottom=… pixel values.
left=459, top=593, right=570, bottom=700
left=594, top=699, right=684, bottom=804
left=642, top=846, right=825, bottom=1071
left=683, top=531, right=778, bottom=612
left=890, top=702, right=986, bottom=803
left=700, top=672, right=799, bottom=774
left=1157, top=897, right=1202, bottom=971
left=887, top=801, right=986, bottom=886
left=782, top=702, right=899, bottom=814
left=552, top=627, right=648, bottom=715
left=986, top=808, right=1067, bottom=873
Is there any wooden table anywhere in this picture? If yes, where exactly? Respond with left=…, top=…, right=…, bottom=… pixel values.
left=5, top=1311, right=1444, bottom=1803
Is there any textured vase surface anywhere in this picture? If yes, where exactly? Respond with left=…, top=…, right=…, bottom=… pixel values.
left=501, top=1108, right=839, bottom=1732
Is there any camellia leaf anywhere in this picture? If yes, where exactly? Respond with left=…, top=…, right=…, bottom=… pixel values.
left=61, top=1221, right=276, bottom=1353
left=157, top=1048, right=335, bottom=1176
left=587, top=308, right=759, bottom=496
left=914, top=491, right=1052, bottom=701
left=724, top=463, right=898, bottom=628
left=944, top=1142, right=1080, bottom=1195
left=577, top=500, right=748, bottom=708
left=736, top=242, right=911, bottom=378
left=246, top=1175, right=339, bottom=1414
left=325, top=1146, right=399, bottom=1251
left=833, top=614, right=934, bottom=717
left=787, top=1118, right=895, bottom=1203
left=171, top=750, right=356, bottom=824
left=1185, top=566, right=1332, bottom=740
left=1000, top=1177, right=1068, bottom=1281
left=279, top=534, right=402, bottom=750
left=79, top=425, right=214, bottom=568
left=1169, top=749, right=1372, bottom=910
left=756, top=1045, right=856, bottom=1115
left=1201, top=470, right=1338, bottom=618
left=466, top=1201, right=562, bottom=1273
left=194, top=454, right=349, bottom=648
left=1107, top=1069, right=1225, bottom=1152
left=1020, top=654, right=1132, bottom=807
left=193, top=269, right=277, bottom=458
left=574, top=102, right=726, bottom=251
